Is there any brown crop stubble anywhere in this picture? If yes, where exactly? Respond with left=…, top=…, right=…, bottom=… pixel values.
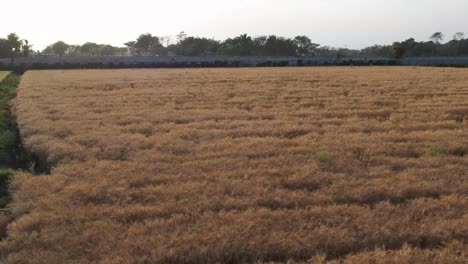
left=1, top=67, right=467, bottom=263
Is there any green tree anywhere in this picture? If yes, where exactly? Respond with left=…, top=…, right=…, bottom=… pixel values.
left=176, top=37, right=219, bottom=56
left=81, top=42, right=99, bottom=56
left=99, top=45, right=116, bottom=56
left=294, top=36, right=320, bottom=56
left=135, top=34, right=163, bottom=56
left=453, top=32, right=465, bottom=41
left=67, top=45, right=82, bottom=56
left=42, top=45, right=53, bottom=55
left=47, top=41, right=70, bottom=57
left=430, top=32, right=444, bottom=44
left=6, top=33, right=22, bottom=61
left=360, top=45, right=392, bottom=58
left=0, top=39, right=10, bottom=58
left=262, top=35, right=297, bottom=56
left=176, top=31, right=187, bottom=43
left=391, top=42, right=405, bottom=59
left=124, top=41, right=136, bottom=55
left=0, top=33, right=32, bottom=60
left=221, top=34, right=254, bottom=56
left=429, top=32, right=444, bottom=56
left=21, top=40, right=32, bottom=56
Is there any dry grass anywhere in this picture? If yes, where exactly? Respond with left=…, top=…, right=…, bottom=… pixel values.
left=1, top=67, right=467, bottom=263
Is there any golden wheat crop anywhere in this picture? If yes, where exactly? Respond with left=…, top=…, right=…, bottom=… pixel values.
left=1, top=67, right=467, bottom=263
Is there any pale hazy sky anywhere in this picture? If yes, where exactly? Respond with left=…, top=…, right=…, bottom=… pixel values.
left=3, top=0, right=468, bottom=50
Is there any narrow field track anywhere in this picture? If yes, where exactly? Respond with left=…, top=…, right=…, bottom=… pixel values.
left=2, top=67, right=467, bottom=263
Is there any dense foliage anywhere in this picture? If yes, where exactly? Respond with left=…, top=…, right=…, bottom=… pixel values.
left=42, top=41, right=128, bottom=57
left=42, top=32, right=468, bottom=59
left=123, top=32, right=468, bottom=58
left=0, top=74, right=24, bottom=168
left=0, top=34, right=31, bottom=60
left=2, top=32, right=468, bottom=58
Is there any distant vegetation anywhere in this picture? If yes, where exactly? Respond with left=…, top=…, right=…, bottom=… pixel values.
left=42, top=41, right=128, bottom=57
left=0, top=34, right=31, bottom=61
left=2, top=32, right=468, bottom=59
left=121, top=31, right=468, bottom=59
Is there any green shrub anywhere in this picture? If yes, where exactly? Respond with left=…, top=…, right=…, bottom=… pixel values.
left=0, top=130, right=15, bottom=147
left=428, top=144, right=448, bottom=156
left=315, top=151, right=332, bottom=163
left=0, top=169, right=13, bottom=206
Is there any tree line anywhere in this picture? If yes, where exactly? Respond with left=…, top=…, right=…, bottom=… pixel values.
left=0, top=34, right=32, bottom=61
left=390, top=32, right=468, bottom=58
left=1, top=32, right=468, bottom=59
left=42, top=41, right=128, bottom=57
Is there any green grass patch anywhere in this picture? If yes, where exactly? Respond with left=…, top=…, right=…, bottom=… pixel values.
left=0, top=72, right=11, bottom=82
left=315, top=151, right=332, bottom=163
left=428, top=144, right=448, bottom=156
left=0, top=74, right=18, bottom=209
left=0, top=74, right=21, bottom=167
left=0, top=169, right=13, bottom=208
left=0, top=73, right=34, bottom=210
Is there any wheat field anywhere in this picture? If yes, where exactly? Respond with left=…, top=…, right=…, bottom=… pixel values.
left=1, top=67, right=467, bottom=263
